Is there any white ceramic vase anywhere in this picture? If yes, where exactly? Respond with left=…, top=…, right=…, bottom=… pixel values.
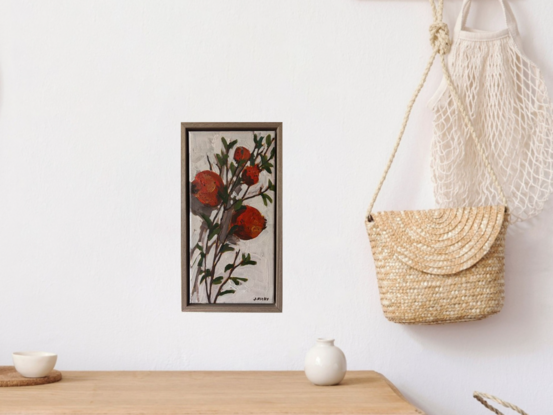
left=304, top=338, right=347, bottom=386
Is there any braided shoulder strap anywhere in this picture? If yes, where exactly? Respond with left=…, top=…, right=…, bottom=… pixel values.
left=366, top=0, right=508, bottom=221
left=474, top=392, right=529, bottom=415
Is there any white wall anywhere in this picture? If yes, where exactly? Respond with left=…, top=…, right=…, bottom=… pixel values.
left=0, top=0, right=551, bottom=413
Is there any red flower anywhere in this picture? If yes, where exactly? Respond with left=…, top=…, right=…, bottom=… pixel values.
left=241, top=165, right=261, bottom=186
left=191, top=171, right=224, bottom=207
left=233, top=147, right=251, bottom=163
left=230, top=206, right=267, bottom=240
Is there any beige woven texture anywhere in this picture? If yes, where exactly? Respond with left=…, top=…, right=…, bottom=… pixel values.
left=365, top=0, right=509, bottom=325
left=366, top=206, right=507, bottom=324
left=430, top=0, right=553, bottom=223
left=473, top=392, right=529, bottom=415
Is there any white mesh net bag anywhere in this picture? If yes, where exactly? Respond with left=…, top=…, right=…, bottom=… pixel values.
left=429, top=0, right=553, bottom=222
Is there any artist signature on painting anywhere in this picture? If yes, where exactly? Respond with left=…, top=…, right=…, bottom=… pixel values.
left=253, top=297, right=270, bottom=302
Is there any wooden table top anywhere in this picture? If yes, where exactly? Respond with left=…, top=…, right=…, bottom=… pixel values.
left=0, top=371, right=424, bottom=415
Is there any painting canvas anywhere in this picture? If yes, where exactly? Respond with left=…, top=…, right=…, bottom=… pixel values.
left=181, top=123, right=282, bottom=312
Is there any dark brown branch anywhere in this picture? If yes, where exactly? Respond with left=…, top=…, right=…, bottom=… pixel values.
left=241, top=186, right=271, bottom=203
left=213, top=250, right=241, bottom=303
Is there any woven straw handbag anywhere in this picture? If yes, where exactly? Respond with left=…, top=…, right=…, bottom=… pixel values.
left=365, top=0, right=509, bottom=325
left=474, top=392, right=528, bottom=415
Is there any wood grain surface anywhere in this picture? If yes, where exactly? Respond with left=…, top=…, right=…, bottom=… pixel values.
left=0, top=370, right=424, bottom=415
left=0, top=366, right=62, bottom=387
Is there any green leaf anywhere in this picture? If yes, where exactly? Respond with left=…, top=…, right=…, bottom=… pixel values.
left=219, top=290, right=236, bottom=296
left=208, top=224, right=221, bottom=241
left=198, top=252, right=205, bottom=267
left=227, top=225, right=239, bottom=236
left=195, top=243, right=204, bottom=252
left=217, top=151, right=228, bottom=167
left=266, top=134, right=272, bottom=146
left=268, top=180, right=275, bottom=191
left=229, top=162, right=236, bottom=175
left=218, top=187, right=229, bottom=204
left=212, top=276, right=224, bottom=285
left=270, top=147, right=276, bottom=159
left=240, top=253, right=256, bottom=266
left=231, top=277, right=248, bottom=285
left=241, top=253, right=257, bottom=266
left=260, top=160, right=274, bottom=173
left=224, top=263, right=234, bottom=272
left=229, top=139, right=238, bottom=150
left=256, top=137, right=264, bottom=149
left=200, top=214, right=213, bottom=229
left=200, top=269, right=211, bottom=284
left=234, top=200, right=243, bottom=211
left=220, top=243, right=234, bottom=254
left=261, top=193, right=273, bottom=206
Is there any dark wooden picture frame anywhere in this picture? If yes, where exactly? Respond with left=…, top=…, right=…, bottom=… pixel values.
left=181, top=122, right=283, bottom=312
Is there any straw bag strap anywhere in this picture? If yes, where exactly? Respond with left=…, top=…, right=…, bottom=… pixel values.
left=474, top=392, right=529, bottom=415
left=366, top=0, right=508, bottom=221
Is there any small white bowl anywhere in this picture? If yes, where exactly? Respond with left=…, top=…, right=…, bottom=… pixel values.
left=12, top=352, right=57, bottom=378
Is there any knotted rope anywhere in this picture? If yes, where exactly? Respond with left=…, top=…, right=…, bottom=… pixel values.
left=366, top=0, right=507, bottom=221
left=429, top=22, right=451, bottom=55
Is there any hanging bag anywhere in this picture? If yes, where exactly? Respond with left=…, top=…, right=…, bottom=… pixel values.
left=365, top=0, right=509, bottom=325
left=430, top=0, right=553, bottom=223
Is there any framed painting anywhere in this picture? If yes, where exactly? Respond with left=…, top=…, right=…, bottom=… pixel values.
left=181, top=122, right=282, bottom=312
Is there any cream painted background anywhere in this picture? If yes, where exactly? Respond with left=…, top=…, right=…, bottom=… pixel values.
left=188, top=130, right=276, bottom=304
left=0, top=1, right=551, bottom=413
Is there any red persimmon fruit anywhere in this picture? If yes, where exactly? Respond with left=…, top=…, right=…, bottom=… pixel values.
left=230, top=206, right=267, bottom=240
left=191, top=170, right=224, bottom=207
left=233, top=147, right=251, bottom=163
left=241, top=165, right=261, bottom=186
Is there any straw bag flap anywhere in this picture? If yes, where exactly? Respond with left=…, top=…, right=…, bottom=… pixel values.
left=368, top=205, right=505, bottom=275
